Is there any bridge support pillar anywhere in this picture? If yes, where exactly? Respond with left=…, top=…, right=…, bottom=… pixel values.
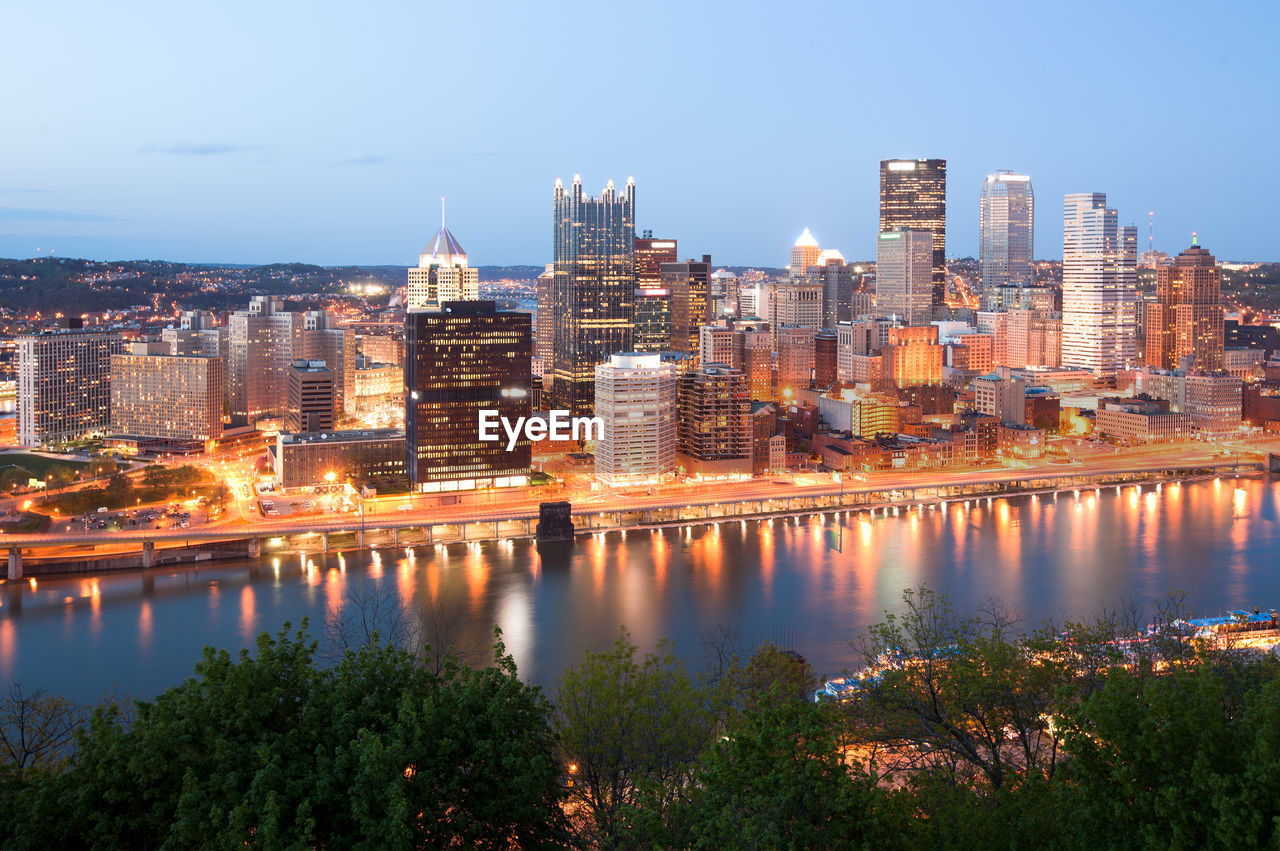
left=322, top=532, right=329, bottom=553
left=357, top=530, right=365, bottom=550
left=6, top=547, right=21, bottom=581
left=141, top=541, right=155, bottom=569
left=460, top=523, right=467, bottom=542
left=248, top=537, right=261, bottom=559
left=393, top=528, right=399, bottom=546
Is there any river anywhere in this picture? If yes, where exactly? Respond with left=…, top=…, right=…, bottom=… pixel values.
left=2, top=475, right=1277, bottom=705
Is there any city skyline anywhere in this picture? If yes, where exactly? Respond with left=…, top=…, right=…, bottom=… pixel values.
left=2, top=1, right=1277, bottom=266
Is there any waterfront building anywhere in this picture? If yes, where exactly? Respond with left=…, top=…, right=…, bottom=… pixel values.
left=286, top=359, right=334, bottom=434
left=1061, top=193, right=1138, bottom=375
left=748, top=401, right=777, bottom=475
left=274, top=429, right=405, bottom=490
left=818, top=388, right=900, bottom=438
left=978, top=172, right=1035, bottom=309
left=876, top=229, right=934, bottom=326
left=405, top=300, right=532, bottom=492
left=17, top=320, right=123, bottom=447
left=790, top=228, right=821, bottom=276
left=551, top=174, right=635, bottom=415
left=1133, top=368, right=1243, bottom=434
left=663, top=255, right=713, bottom=356
left=593, top=353, right=677, bottom=486
left=228, top=296, right=304, bottom=424
left=806, top=249, right=855, bottom=327
left=678, top=364, right=751, bottom=477
left=407, top=215, right=479, bottom=310
left=110, top=341, right=224, bottom=450
left=880, top=158, right=947, bottom=308
left=1096, top=398, right=1191, bottom=443
left=1145, top=240, right=1224, bottom=371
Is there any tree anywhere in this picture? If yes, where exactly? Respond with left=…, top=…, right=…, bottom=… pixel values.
left=0, top=682, right=83, bottom=773
left=847, top=588, right=1071, bottom=791
left=8, top=624, right=566, bottom=849
left=554, top=628, right=717, bottom=847
left=105, top=473, right=132, bottom=501
left=679, top=687, right=890, bottom=849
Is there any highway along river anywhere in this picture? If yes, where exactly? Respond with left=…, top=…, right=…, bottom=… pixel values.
left=2, top=475, right=1277, bottom=705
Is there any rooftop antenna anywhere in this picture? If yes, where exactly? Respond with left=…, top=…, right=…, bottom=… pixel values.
left=1147, top=211, right=1154, bottom=255
left=441, top=197, right=445, bottom=229
left=1192, top=231, right=1198, bottom=246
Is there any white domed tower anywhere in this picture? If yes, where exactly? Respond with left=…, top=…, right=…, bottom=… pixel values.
left=790, top=228, right=820, bottom=277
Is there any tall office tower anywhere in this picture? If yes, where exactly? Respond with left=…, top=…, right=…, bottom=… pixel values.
left=1005, top=309, right=1062, bottom=369
left=790, top=228, right=821, bottom=276
left=227, top=296, right=304, bottom=424
left=976, top=311, right=1009, bottom=366
left=110, top=342, right=224, bottom=449
left=285, top=360, right=334, bottom=433
left=806, top=249, right=855, bottom=327
left=17, top=321, right=123, bottom=446
left=814, top=331, right=838, bottom=389
left=699, top=323, right=736, bottom=368
left=405, top=301, right=532, bottom=492
left=662, top=255, right=713, bottom=356
left=711, top=269, right=739, bottom=317
left=876, top=229, right=934, bottom=325
left=978, top=172, right=1034, bottom=310
left=551, top=174, right=636, bottom=415
left=300, top=311, right=356, bottom=416
left=633, top=236, right=678, bottom=353
left=1145, top=240, right=1224, bottom=371
left=535, top=263, right=555, bottom=376
left=163, top=325, right=227, bottom=360
left=678, top=365, right=750, bottom=466
left=776, top=326, right=816, bottom=395
left=880, top=158, right=947, bottom=307
left=593, top=353, right=678, bottom=485
left=739, top=328, right=774, bottom=399
left=767, top=279, right=823, bottom=348
left=407, top=213, right=479, bottom=310
left=1061, top=193, right=1138, bottom=374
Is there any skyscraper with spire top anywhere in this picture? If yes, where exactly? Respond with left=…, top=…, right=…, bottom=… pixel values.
left=551, top=174, right=636, bottom=416
left=407, top=200, right=478, bottom=310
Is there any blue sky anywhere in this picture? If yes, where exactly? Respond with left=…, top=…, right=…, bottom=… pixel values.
left=1, top=0, right=1276, bottom=266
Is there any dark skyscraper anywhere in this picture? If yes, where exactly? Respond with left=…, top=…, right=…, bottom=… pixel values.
left=552, top=174, right=636, bottom=416
left=662, top=255, right=713, bottom=356
left=633, top=234, right=678, bottom=353
left=405, top=301, right=532, bottom=492
left=880, top=158, right=947, bottom=308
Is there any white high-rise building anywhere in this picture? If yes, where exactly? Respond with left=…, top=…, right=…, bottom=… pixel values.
left=979, top=172, right=1034, bottom=309
left=17, top=324, right=123, bottom=447
left=789, top=228, right=821, bottom=276
left=875, top=229, right=933, bottom=326
left=1061, top=193, right=1138, bottom=375
left=593, top=353, right=678, bottom=486
left=407, top=208, right=479, bottom=310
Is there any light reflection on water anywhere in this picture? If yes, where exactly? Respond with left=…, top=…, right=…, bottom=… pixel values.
left=0, top=476, right=1277, bottom=705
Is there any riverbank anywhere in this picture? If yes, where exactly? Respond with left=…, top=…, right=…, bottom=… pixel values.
left=5, top=460, right=1266, bottom=579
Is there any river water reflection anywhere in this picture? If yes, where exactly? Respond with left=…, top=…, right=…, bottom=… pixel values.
left=2, top=476, right=1277, bottom=705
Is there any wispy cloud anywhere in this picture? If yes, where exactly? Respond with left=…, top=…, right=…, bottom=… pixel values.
left=335, top=154, right=387, bottom=166
left=148, top=142, right=272, bottom=156
left=0, top=206, right=116, bottom=222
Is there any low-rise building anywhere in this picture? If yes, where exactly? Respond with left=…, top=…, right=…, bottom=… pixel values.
left=274, top=429, right=405, bottom=490
left=1096, top=398, right=1192, bottom=444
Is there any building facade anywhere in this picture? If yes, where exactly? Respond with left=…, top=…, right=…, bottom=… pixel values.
left=275, top=429, right=405, bottom=490
left=286, top=359, right=334, bottom=433
left=17, top=324, right=123, bottom=446
left=978, top=172, right=1034, bottom=309
left=405, top=301, right=532, bottom=492
left=880, top=158, right=947, bottom=308
left=593, top=353, right=677, bottom=485
left=110, top=342, right=224, bottom=448
left=407, top=222, right=479, bottom=310
left=875, top=229, right=934, bottom=326
left=1061, top=193, right=1138, bottom=375
left=1145, top=241, right=1224, bottom=372
left=227, top=296, right=304, bottom=424
left=551, top=174, right=635, bottom=415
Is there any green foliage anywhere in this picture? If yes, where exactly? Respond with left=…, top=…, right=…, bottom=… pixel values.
left=5, top=624, right=565, bottom=849
left=554, top=627, right=717, bottom=847
left=679, top=689, right=889, bottom=850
